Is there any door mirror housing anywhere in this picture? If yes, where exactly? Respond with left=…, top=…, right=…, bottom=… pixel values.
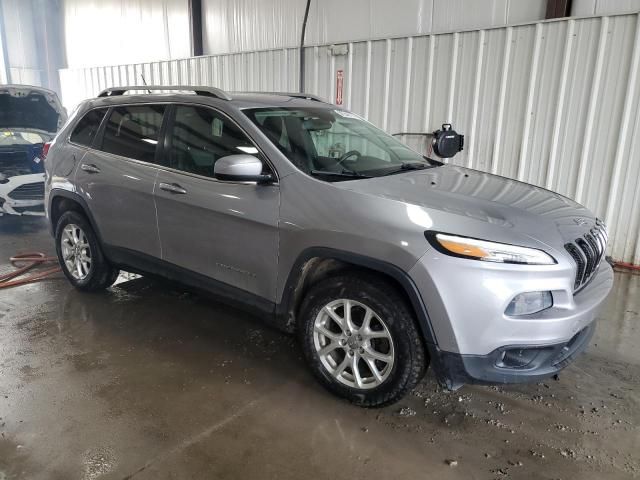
left=214, top=154, right=273, bottom=184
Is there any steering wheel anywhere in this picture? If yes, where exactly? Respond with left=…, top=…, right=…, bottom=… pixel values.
left=335, top=150, right=362, bottom=168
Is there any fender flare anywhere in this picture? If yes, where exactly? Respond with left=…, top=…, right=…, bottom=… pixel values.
left=277, top=247, right=438, bottom=346
left=48, top=190, right=105, bottom=247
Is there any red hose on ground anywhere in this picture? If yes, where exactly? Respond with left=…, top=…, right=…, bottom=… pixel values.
left=0, top=252, right=61, bottom=289
left=613, top=261, right=640, bottom=272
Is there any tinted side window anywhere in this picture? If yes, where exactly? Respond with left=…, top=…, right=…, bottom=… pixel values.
left=100, top=105, right=165, bottom=163
left=69, top=108, right=107, bottom=147
left=167, top=106, right=258, bottom=177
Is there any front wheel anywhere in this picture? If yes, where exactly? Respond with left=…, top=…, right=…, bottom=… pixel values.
left=298, top=273, right=427, bottom=407
left=55, top=211, right=119, bottom=292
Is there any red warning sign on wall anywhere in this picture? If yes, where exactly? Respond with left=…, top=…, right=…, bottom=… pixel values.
left=335, top=69, right=344, bottom=105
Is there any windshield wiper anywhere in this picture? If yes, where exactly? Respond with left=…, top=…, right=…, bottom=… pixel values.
left=379, top=162, right=430, bottom=176
left=400, top=162, right=429, bottom=170
left=310, top=169, right=372, bottom=179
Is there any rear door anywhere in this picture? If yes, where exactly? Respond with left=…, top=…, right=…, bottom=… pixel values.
left=154, top=104, right=280, bottom=301
left=74, top=104, right=165, bottom=258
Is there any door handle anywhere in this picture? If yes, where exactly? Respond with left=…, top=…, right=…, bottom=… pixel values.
left=81, top=163, right=100, bottom=173
left=159, top=182, right=187, bottom=194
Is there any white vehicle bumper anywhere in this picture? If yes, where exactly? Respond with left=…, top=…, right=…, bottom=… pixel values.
left=0, top=173, right=46, bottom=216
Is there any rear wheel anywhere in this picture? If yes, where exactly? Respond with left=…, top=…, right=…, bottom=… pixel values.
left=55, top=211, right=119, bottom=291
left=298, top=273, right=427, bottom=407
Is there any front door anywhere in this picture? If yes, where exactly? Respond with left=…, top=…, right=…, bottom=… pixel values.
left=74, top=104, right=166, bottom=258
left=154, top=104, right=280, bottom=302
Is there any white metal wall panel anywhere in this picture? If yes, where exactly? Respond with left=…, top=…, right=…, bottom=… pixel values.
left=58, top=13, right=640, bottom=265
left=507, top=0, right=548, bottom=23
left=432, top=0, right=545, bottom=32
left=202, top=0, right=546, bottom=55
left=2, top=0, right=39, bottom=72
left=63, top=0, right=191, bottom=68
left=0, top=0, right=66, bottom=91
left=573, top=0, right=640, bottom=16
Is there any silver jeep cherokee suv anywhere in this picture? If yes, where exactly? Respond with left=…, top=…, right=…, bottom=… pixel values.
left=45, top=86, right=613, bottom=407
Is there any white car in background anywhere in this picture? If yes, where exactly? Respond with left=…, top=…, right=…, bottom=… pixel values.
left=0, top=85, right=66, bottom=216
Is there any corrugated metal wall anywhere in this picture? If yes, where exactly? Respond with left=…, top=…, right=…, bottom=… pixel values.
left=573, top=0, right=640, bottom=16
left=58, top=12, right=640, bottom=265
left=62, top=0, right=191, bottom=68
left=0, top=0, right=66, bottom=92
left=201, top=0, right=547, bottom=55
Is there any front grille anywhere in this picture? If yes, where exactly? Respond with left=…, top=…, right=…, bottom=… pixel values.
left=12, top=205, right=44, bottom=214
left=0, top=151, right=32, bottom=177
left=7, top=181, right=44, bottom=200
left=565, top=219, right=608, bottom=291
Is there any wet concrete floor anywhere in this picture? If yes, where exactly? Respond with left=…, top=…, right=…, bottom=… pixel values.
left=0, top=217, right=638, bottom=479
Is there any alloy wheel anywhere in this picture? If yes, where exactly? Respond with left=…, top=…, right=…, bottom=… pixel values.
left=60, top=223, right=92, bottom=280
left=313, top=299, right=395, bottom=390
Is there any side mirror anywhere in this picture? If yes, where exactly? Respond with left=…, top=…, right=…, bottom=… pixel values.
left=214, top=154, right=274, bottom=184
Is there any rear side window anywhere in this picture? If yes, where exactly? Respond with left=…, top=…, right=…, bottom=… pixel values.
left=100, top=105, right=165, bottom=163
left=69, top=108, right=107, bottom=147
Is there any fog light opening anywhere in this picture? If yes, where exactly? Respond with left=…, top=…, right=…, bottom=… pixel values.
left=496, top=348, right=540, bottom=368
left=505, top=291, right=552, bottom=316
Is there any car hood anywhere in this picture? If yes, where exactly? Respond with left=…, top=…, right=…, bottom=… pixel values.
left=0, top=85, right=67, bottom=133
left=336, top=164, right=595, bottom=246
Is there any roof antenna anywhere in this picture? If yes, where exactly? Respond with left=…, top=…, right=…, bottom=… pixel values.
left=140, top=74, right=151, bottom=94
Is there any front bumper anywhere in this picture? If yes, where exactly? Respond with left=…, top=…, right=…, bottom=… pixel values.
left=0, top=173, right=45, bottom=216
left=430, top=322, right=595, bottom=389
left=409, top=248, right=614, bottom=387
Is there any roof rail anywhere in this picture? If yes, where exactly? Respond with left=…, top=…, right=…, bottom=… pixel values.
left=97, top=85, right=231, bottom=101
left=240, top=91, right=326, bottom=102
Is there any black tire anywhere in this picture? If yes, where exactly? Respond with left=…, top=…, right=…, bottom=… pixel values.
left=55, top=211, right=119, bottom=292
left=298, top=272, right=427, bottom=407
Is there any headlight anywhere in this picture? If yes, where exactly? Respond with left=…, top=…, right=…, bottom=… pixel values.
left=426, top=232, right=556, bottom=265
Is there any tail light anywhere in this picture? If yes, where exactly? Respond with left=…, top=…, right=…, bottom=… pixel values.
left=41, top=142, right=52, bottom=160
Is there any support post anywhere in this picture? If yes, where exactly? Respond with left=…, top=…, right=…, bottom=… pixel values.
left=190, top=0, right=203, bottom=57
left=545, top=0, right=572, bottom=19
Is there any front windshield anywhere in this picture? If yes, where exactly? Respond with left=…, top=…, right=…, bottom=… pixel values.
left=0, top=129, right=50, bottom=146
left=243, top=107, right=439, bottom=180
